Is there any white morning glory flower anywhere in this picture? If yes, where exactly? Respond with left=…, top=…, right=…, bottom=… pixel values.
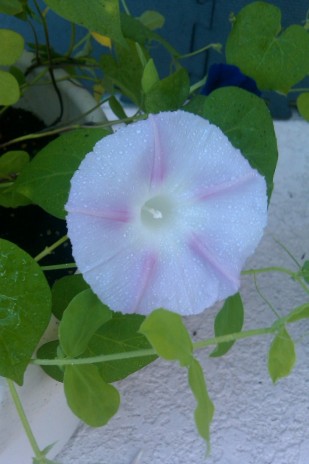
left=66, top=110, right=267, bottom=316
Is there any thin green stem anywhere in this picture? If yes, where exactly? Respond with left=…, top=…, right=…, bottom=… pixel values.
left=34, top=235, right=68, bottom=262
left=0, top=114, right=146, bottom=150
left=193, top=327, right=275, bottom=350
left=33, top=0, right=64, bottom=125
left=66, top=22, right=76, bottom=57
left=242, top=266, right=309, bottom=295
left=121, top=0, right=131, bottom=15
left=179, top=43, right=222, bottom=60
left=40, top=262, right=77, bottom=271
left=242, top=266, right=296, bottom=277
left=288, top=88, right=309, bottom=93
left=72, top=32, right=91, bottom=54
left=295, top=277, right=309, bottom=295
left=253, top=273, right=280, bottom=319
left=272, top=237, right=301, bottom=268
left=32, top=325, right=278, bottom=367
left=7, top=379, right=43, bottom=460
left=190, top=75, right=207, bottom=94
left=33, top=348, right=156, bottom=366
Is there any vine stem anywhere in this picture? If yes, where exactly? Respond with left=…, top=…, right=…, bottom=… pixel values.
left=40, top=262, right=77, bottom=271
left=0, top=114, right=146, bottom=150
left=7, top=379, right=44, bottom=461
left=242, top=267, right=309, bottom=294
left=34, top=235, right=68, bottom=262
left=32, top=325, right=276, bottom=367
left=241, top=266, right=296, bottom=277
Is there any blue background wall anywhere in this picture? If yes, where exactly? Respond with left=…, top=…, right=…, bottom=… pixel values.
left=1, top=0, right=308, bottom=118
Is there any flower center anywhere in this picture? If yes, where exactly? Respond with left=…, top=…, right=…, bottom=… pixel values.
left=141, top=195, right=174, bottom=230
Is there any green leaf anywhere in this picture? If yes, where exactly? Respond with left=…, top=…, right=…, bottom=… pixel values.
left=64, top=364, right=120, bottom=426
left=101, top=39, right=145, bottom=106
left=141, top=58, right=160, bottom=94
left=297, top=93, right=309, bottom=121
left=0, top=150, right=29, bottom=179
left=0, top=0, right=23, bottom=15
left=144, top=67, right=190, bottom=113
left=59, top=289, right=112, bottom=358
left=51, top=274, right=89, bottom=320
left=188, top=358, right=214, bottom=454
left=0, top=70, right=20, bottom=105
left=15, top=128, right=110, bottom=219
left=108, top=95, right=127, bottom=120
left=0, top=29, right=24, bottom=65
left=185, top=88, right=278, bottom=200
left=0, top=239, right=51, bottom=384
left=210, top=293, right=244, bottom=357
left=287, top=302, right=309, bottom=323
left=0, top=150, right=31, bottom=207
left=268, top=327, right=296, bottom=383
left=225, top=2, right=309, bottom=93
left=139, top=308, right=193, bottom=367
left=45, top=0, right=125, bottom=47
left=121, top=13, right=179, bottom=58
left=0, top=186, right=31, bottom=208
left=36, top=340, right=64, bottom=383
left=138, top=10, right=165, bottom=31
left=86, top=313, right=156, bottom=383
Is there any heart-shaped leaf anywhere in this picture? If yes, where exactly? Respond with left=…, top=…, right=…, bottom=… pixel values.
left=45, top=0, right=125, bottom=47
left=0, top=70, right=20, bottom=105
left=15, top=128, right=110, bottom=219
left=59, top=289, right=112, bottom=358
left=0, top=239, right=51, bottom=384
left=268, top=326, right=296, bottom=383
left=226, top=2, right=309, bottom=93
left=64, top=364, right=120, bottom=426
left=87, top=313, right=156, bottom=383
left=140, top=308, right=193, bottom=367
left=185, top=88, right=278, bottom=200
left=0, top=29, right=24, bottom=65
left=210, top=293, right=244, bottom=357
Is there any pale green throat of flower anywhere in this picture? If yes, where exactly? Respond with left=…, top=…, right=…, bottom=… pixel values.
left=141, top=195, right=175, bottom=230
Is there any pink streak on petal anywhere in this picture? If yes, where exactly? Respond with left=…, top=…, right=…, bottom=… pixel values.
left=65, top=207, right=132, bottom=222
left=132, top=252, right=158, bottom=313
left=195, top=171, right=257, bottom=201
left=149, top=114, right=166, bottom=188
left=188, top=233, right=239, bottom=288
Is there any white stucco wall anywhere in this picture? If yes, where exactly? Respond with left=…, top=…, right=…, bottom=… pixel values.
left=56, top=115, right=309, bottom=464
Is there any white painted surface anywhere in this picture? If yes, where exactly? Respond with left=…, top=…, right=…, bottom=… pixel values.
left=56, top=115, right=309, bottom=464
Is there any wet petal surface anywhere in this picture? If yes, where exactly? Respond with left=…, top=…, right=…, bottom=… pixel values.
left=66, top=110, right=267, bottom=315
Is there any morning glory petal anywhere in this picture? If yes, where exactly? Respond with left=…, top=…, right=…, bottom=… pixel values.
left=66, top=110, right=267, bottom=315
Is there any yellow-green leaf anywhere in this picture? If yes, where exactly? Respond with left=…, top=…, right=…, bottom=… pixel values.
left=0, top=70, right=20, bottom=105
left=64, top=364, right=120, bottom=426
left=0, top=29, right=24, bottom=65
left=287, top=302, right=309, bottom=323
left=139, top=308, right=193, bottom=367
left=297, top=93, right=309, bottom=121
left=268, top=327, right=296, bottom=383
left=188, top=358, right=214, bottom=454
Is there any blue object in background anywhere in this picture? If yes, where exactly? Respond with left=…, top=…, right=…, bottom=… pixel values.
left=201, top=63, right=261, bottom=97
left=1, top=0, right=308, bottom=119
